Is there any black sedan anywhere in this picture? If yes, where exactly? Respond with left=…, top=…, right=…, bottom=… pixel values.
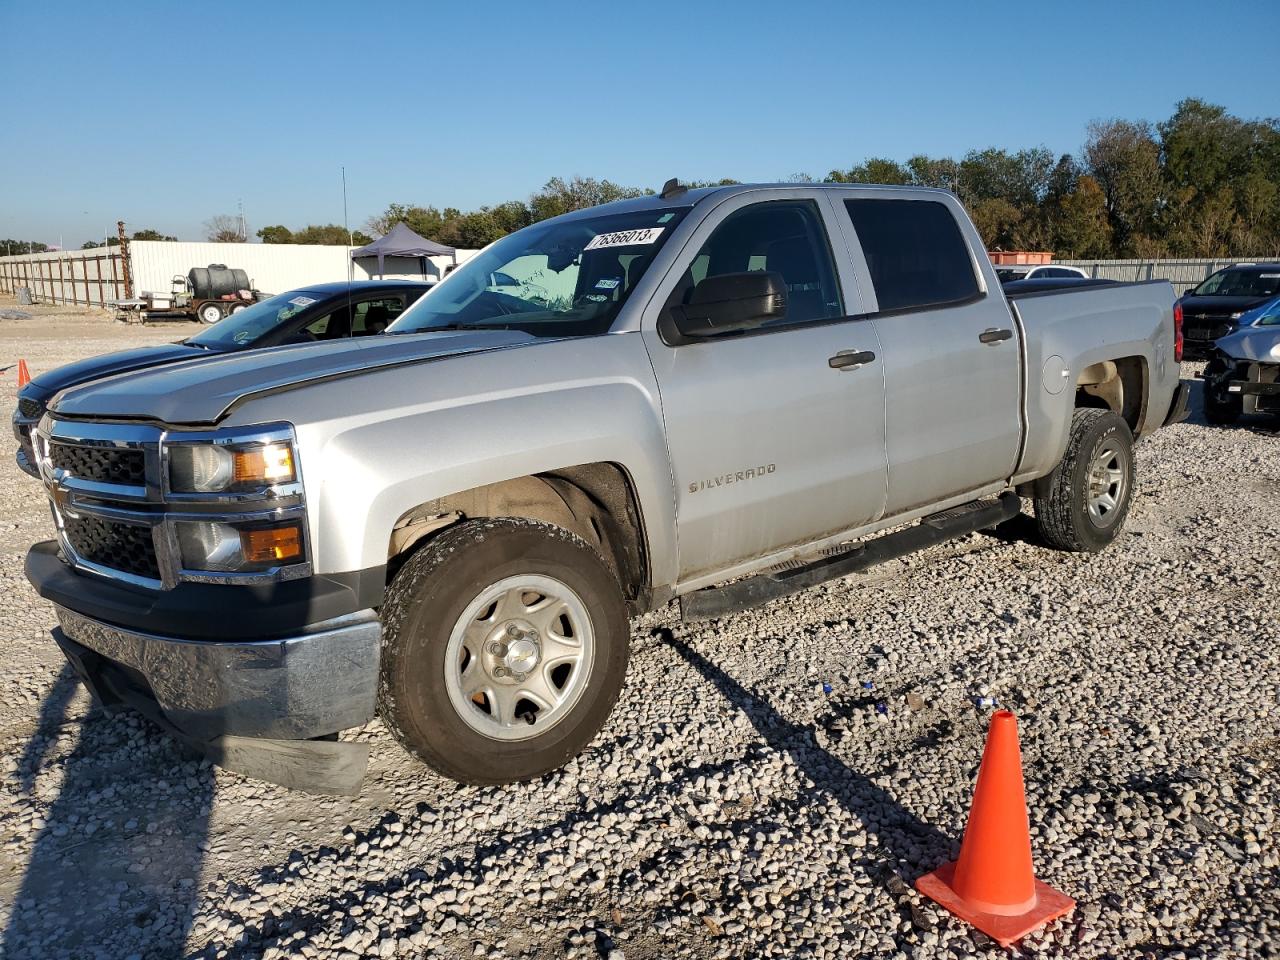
left=1177, top=263, right=1280, bottom=360
left=14, top=280, right=434, bottom=476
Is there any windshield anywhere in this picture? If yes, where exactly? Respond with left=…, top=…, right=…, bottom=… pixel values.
left=1252, top=299, right=1280, bottom=326
left=387, top=207, right=688, bottom=337
left=1189, top=268, right=1280, bottom=298
left=187, top=291, right=323, bottom=348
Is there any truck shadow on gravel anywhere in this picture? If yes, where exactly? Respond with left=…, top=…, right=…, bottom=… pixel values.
left=199, top=630, right=956, bottom=958
left=661, top=630, right=954, bottom=876
left=4, top=659, right=215, bottom=960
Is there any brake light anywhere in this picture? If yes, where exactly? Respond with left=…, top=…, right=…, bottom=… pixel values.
left=1173, top=302, right=1184, bottom=363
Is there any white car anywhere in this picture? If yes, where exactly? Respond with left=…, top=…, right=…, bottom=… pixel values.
left=995, top=264, right=1090, bottom=283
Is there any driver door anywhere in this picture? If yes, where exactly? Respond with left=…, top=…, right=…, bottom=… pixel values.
left=641, top=193, right=889, bottom=582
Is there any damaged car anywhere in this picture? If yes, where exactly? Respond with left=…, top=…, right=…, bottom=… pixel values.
left=1202, top=295, right=1280, bottom=424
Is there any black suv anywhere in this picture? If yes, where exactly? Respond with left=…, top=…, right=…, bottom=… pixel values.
left=1177, top=264, right=1280, bottom=360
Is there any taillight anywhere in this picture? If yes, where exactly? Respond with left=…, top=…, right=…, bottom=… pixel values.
left=1173, top=302, right=1184, bottom=363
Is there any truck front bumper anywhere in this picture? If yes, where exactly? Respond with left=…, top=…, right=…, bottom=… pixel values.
left=29, top=543, right=382, bottom=794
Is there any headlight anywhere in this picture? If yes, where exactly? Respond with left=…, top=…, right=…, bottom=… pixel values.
left=1230, top=312, right=1244, bottom=320
left=169, top=440, right=296, bottom=493
left=177, top=519, right=305, bottom=572
left=1270, top=343, right=1280, bottom=360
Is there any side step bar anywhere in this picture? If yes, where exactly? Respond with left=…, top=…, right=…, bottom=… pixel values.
left=680, top=492, right=1021, bottom=622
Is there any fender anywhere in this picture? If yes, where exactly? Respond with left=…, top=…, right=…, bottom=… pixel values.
left=221, top=333, right=679, bottom=591
left=1012, top=281, right=1177, bottom=484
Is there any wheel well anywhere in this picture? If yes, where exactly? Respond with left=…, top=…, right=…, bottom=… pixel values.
left=386, top=463, right=651, bottom=614
left=1074, top=356, right=1147, bottom=434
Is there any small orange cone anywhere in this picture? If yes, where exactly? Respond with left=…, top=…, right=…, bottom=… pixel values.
left=916, top=710, right=1074, bottom=947
left=17, top=359, right=30, bottom=388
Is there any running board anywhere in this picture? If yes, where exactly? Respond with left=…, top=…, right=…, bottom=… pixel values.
left=679, top=492, right=1021, bottom=622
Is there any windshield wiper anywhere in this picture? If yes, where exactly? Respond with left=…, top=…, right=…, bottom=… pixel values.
left=389, top=322, right=515, bottom=334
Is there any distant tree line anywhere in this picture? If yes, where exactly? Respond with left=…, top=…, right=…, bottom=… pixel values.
left=365, top=99, right=1280, bottom=259
left=81, top=228, right=176, bottom=249
left=6, top=99, right=1274, bottom=260
left=257, top=224, right=374, bottom=246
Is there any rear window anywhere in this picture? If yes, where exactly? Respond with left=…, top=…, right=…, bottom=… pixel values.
left=843, top=198, right=980, bottom=312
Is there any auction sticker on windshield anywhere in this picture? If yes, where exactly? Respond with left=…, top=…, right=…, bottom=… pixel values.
left=584, top=227, right=664, bottom=251
left=289, top=296, right=317, bottom=307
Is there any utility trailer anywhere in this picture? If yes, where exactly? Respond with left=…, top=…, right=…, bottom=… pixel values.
left=111, top=264, right=263, bottom=324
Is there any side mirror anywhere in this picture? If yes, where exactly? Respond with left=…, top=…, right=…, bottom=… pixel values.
left=662, top=270, right=787, bottom=343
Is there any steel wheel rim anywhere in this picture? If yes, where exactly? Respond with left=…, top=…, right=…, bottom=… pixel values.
left=444, top=574, right=595, bottom=742
left=200, top=305, right=221, bottom=323
left=1086, top=440, right=1127, bottom=526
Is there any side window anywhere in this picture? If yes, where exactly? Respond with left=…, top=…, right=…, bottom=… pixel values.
left=843, top=198, right=980, bottom=312
left=675, top=200, right=843, bottom=328
left=351, top=296, right=405, bottom=336
left=304, top=313, right=334, bottom=338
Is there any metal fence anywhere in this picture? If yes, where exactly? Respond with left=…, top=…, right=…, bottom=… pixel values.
left=0, top=240, right=478, bottom=307
left=1053, top=258, right=1263, bottom=296
left=0, top=249, right=129, bottom=306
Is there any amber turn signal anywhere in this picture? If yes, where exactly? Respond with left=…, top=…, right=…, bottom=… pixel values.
left=239, top=524, right=303, bottom=563
left=231, top=443, right=296, bottom=485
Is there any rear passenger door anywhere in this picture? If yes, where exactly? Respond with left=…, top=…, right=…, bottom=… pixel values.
left=833, top=194, right=1022, bottom=515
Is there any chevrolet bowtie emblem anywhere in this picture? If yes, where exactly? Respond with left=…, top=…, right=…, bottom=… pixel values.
left=49, top=475, right=75, bottom=516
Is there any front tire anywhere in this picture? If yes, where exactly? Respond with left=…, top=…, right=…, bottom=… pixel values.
left=377, top=518, right=629, bottom=785
left=1034, top=409, right=1135, bottom=553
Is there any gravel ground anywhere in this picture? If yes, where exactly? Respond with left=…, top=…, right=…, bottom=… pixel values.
left=0, top=298, right=1276, bottom=960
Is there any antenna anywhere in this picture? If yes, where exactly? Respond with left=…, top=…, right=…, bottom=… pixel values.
left=660, top=177, right=687, bottom=200
left=342, top=165, right=353, bottom=282
left=342, top=166, right=354, bottom=328
left=237, top=198, right=246, bottom=241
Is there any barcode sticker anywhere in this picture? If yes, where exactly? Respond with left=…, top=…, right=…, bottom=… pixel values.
left=584, top=227, right=665, bottom=250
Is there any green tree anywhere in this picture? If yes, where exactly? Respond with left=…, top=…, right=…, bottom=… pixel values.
left=1054, top=176, right=1113, bottom=258
left=131, top=228, right=176, bottom=241
left=528, top=176, right=646, bottom=221
left=968, top=197, right=1023, bottom=249
left=1083, top=119, right=1163, bottom=255
left=257, top=224, right=294, bottom=244
left=0, top=240, right=48, bottom=255
left=826, top=157, right=912, bottom=185
left=290, top=224, right=372, bottom=246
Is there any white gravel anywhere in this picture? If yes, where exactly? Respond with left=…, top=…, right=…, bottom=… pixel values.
left=0, top=300, right=1276, bottom=959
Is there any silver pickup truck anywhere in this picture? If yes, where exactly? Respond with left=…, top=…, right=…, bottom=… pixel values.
left=25, top=183, right=1189, bottom=793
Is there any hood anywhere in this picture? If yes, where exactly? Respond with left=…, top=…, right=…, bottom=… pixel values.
left=1177, top=293, right=1273, bottom=316
left=22, top=343, right=201, bottom=404
left=49, top=329, right=541, bottom=425
left=1214, top=323, right=1280, bottom=363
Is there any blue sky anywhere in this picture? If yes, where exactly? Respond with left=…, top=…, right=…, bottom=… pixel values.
left=2, top=0, right=1277, bottom=246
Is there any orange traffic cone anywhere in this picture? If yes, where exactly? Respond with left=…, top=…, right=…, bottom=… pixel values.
left=916, top=710, right=1075, bottom=947
left=16, top=359, right=30, bottom=388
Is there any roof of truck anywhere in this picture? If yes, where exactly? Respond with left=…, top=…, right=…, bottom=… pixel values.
left=558, top=181, right=955, bottom=220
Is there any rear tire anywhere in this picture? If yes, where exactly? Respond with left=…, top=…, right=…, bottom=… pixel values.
left=377, top=518, right=629, bottom=785
left=1034, top=409, right=1135, bottom=553
left=1202, top=360, right=1242, bottom=425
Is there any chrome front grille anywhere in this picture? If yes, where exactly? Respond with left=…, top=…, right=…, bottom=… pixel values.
left=34, top=417, right=309, bottom=590
left=50, top=441, right=147, bottom=486
left=62, top=514, right=161, bottom=581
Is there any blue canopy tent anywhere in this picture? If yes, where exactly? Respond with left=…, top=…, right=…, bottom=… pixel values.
left=351, top=223, right=457, bottom=279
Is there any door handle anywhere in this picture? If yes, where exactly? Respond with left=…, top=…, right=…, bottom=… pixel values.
left=979, top=327, right=1013, bottom=344
left=828, top=349, right=876, bottom=370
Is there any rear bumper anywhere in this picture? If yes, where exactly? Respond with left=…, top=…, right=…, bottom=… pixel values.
left=1227, top=379, right=1280, bottom=396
